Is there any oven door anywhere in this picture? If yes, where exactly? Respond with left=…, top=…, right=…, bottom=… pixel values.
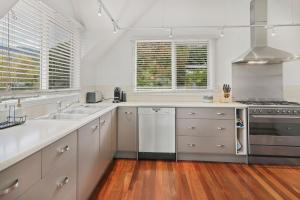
left=249, top=114, right=300, bottom=146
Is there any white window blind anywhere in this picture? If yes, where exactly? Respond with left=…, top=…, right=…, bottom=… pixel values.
left=136, top=41, right=172, bottom=90
left=176, top=41, right=208, bottom=89
left=135, top=40, right=209, bottom=91
left=0, top=0, right=80, bottom=92
left=0, top=0, right=42, bottom=90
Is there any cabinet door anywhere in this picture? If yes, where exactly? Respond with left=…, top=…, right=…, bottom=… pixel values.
left=99, top=111, right=112, bottom=177
left=77, top=119, right=100, bottom=200
left=0, top=152, right=41, bottom=200
left=117, top=107, right=137, bottom=152
left=111, top=108, right=117, bottom=157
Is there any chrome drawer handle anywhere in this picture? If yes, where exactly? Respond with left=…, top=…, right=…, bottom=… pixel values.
left=57, top=145, right=70, bottom=154
left=187, top=144, right=196, bottom=147
left=216, top=112, right=225, bottom=116
left=0, top=179, right=19, bottom=196
left=216, top=144, right=225, bottom=148
left=100, top=120, right=106, bottom=126
left=188, top=112, right=196, bottom=115
left=125, top=111, right=132, bottom=115
left=91, top=125, right=99, bottom=132
left=188, top=126, right=196, bottom=130
left=57, top=177, right=69, bottom=188
left=217, top=127, right=225, bottom=130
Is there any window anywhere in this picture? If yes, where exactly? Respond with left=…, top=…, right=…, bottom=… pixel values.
left=0, top=0, right=80, bottom=92
left=135, top=40, right=210, bottom=91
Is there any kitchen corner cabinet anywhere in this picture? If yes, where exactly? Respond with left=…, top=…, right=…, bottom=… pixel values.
left=77, top=119, right=101, bottom=200
left=117, top=107, right=137, bottom=158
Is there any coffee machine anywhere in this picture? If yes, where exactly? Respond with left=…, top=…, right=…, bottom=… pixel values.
left=113, top=87, right=121, bottom=103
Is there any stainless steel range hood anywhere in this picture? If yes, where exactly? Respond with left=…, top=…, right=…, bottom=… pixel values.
left=233, top=0, right=299, bottom=64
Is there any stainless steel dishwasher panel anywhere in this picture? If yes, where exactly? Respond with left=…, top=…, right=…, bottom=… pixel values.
left=138, top=107, right=175, bottom=154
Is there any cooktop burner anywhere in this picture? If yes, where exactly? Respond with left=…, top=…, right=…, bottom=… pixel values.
left=237, top=100, right=300, bottom=106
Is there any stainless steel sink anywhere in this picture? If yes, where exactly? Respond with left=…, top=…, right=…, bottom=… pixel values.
left=38, top=113, right=88, bottom=120
left=36, top=104, right=111, bottom=120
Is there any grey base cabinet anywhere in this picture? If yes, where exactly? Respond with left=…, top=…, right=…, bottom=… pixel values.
left=77, top=119, right=101, bottom=200
left=176, top=108, right=237, bottom=162
left=0, top=153, right=41, bottom=200
left=18, top=132, right=77, bottom=200
left=117, top=107, right=137, bottom=158
left=99, top=111, right=113, bottom=177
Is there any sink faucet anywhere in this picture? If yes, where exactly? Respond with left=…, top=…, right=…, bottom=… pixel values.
left=57, top=101, right=62, bottom=113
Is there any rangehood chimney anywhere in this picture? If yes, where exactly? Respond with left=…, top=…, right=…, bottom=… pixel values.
left=233, top=0, right=298, bottom=64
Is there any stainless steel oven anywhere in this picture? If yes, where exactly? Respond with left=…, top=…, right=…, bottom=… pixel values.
left=248, top=107, right=300, bottom=165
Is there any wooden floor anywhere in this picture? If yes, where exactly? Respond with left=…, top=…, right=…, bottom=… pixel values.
left=95, top=159, right=300, bottom=200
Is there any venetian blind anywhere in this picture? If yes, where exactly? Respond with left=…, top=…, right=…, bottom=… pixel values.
left=0, top=0, right=42, bottom=90
left=136, top=41, right=172, bottom=90
left=0, top=0, right=80, bottom=92
left=175, top=41, right=208, bottom=89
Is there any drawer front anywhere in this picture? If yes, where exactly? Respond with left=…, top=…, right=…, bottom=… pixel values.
left=18, top=153, right=77, bottom=200
left=42, top=131, right=77, bottom=177
left=0, top=152, right=41, bottom=200
left=176, top=108, right=235, bottom=119
left=176, top=119, right=235, bottom=137
left=177, top=136, right=235, bottom=154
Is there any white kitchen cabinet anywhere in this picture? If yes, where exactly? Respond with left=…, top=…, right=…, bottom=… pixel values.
left=77, top=118, right=101, bottom=200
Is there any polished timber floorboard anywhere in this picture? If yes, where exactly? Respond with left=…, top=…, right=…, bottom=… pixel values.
left=95, top=159, right=300, bottom=200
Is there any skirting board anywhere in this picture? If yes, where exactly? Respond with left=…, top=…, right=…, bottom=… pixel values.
left=115, top=151, right=137, bottom=159
left=177, top=153, right=248, bottom=163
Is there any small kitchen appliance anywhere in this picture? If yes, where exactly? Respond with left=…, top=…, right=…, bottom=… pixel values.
left=86, top=91, right=103, bottom=103
left=113, top=87, right=122, bottom=103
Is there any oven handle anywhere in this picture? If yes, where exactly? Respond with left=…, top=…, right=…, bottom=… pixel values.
left=251, top=115, right=300, bottom=119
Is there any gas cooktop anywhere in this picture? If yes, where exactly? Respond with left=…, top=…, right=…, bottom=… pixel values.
left=237, top=100, right=300, bottom=106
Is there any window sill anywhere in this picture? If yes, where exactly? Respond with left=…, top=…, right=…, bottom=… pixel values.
left=132, top=89, right=213, bottom=96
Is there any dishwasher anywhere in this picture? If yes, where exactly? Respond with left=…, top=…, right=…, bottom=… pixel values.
left=138, top=107, right=175, bottom=160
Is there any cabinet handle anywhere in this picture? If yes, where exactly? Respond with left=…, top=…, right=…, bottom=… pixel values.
left=100, top=120, right=106, bottom=126
left=125, top=111, right=132, bottom=115
left=0, top=179, right=19, bottom=196
left=216, top=112, right=225, bottom=116
left=188, top=112, right=196, bottom=115
left=188, top=126, right=196, bottom=130
left=187, top=143, right=196, bottom=147
left=57, top=145, right=70, bottom=154
left=216, top=144, right=225, bottom=148
left=57, top=177, right=69, bottom=188
left=91, top=125, right=99, bottom=132
left=217, top=127, right=225, bottom=130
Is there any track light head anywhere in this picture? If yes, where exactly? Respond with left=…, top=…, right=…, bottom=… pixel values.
left=97, top=1, right=102, bottom=16
left=271, top=26, right=276, bottom=37
left=168, top=28, right=173, bottom=38
left=113, top=23, right=118, bottom=34
left=219, top=28, right=225, bottom=38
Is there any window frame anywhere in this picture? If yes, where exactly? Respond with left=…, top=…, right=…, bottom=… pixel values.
left=134, top=39, right=214, bottom=92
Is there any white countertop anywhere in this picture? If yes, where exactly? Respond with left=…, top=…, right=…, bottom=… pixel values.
left=0, top=101, right=246, bottom=171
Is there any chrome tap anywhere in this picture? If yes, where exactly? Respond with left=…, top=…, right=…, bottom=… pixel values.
left=57, top=101, right=62, bottom=113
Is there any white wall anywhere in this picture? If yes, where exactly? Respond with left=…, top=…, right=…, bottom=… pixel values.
left=87, top=0, right=250, bottom=101
left=81, top=0, right=300, bottom=101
